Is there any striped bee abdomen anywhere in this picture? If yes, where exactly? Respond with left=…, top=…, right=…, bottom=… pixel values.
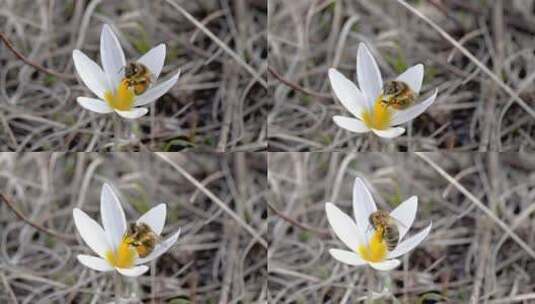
left=383, top=225, right=399, bottom=251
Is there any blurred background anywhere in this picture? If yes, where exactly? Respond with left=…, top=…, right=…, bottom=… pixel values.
left=0, top=0, right=267, bottom=151
left=268, top=0, right=535, bottom=151
left=0, top=152, right=267, bottom=303
left=268, top=152, right=535, bottom=303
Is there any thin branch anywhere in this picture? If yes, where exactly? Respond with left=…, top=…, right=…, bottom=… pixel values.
left=267, top=200, right=330, bottom=237
left=0, top=32, right=75, bottom=80
left=268, top=66, right=332, bottom=100
left=0, top=193, right=75, bottom=241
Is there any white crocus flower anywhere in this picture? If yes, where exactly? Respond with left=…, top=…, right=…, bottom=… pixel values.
left=72, top=24, right=180, bottom=119
left=328, top=43, right=438, bottom=139
left=325, top=178, right=431, bottom=271
left=73, top=184, right=181, bottom=277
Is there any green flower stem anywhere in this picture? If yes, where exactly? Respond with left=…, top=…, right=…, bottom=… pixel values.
left=366, top=270, right=399, bottom=303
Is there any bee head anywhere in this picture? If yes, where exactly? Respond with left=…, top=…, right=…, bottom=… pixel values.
left=124, top=63, right=139, bottom=77
left=382, top=81, right=396, bottom=94
left=128, top=223, right=139, bottom=235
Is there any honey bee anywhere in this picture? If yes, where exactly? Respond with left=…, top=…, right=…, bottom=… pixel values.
left=380, top=80, right=416, bottom=110
left=369, top=210, right=403, bottom=251
left=124, top=222, right=159, bottom=258
left=120, top=62, right=154, bottom=95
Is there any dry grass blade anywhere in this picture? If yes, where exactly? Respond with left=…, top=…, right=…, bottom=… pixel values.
left=395, top=0, right=535, bottom=119
left=155, top=152, right=267, bottom=248
left=165, top=0, right=267, bottom=88
left=415, top=152, right=535, bottom=260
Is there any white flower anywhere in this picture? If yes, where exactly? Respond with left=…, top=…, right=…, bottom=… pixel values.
left=325, top=177, right=431, bottom=271
left=328, top=43, right=438, bottom=139
left=72, top=24, right=180, bottom=119
left=73, top=183, right=181, bottom=277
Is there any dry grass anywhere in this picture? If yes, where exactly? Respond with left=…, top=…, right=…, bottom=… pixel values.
left=268, top=0, right=535, bottom=151
left=268, top=152, right=535, bottom=303
left=0, top=0, right=267, bottom=151
left=0, top=152, right=267, bottom=303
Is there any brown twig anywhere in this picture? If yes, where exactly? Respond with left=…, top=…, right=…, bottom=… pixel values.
left=0, top=193, right=75, bottom=241
left=0, top=32, right=75, bottom=80
left=267, top=200, right=330, bottom=237
left=268, top=66, right=332, bottom=100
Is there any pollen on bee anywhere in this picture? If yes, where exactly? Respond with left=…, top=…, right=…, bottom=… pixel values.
left=357, top=229, right=387, bottom=263
left=361, top=96, right=392, bottom=130
left=104, top=80, right=135, bottom=111
left=105, top=238, right=137, bottom=268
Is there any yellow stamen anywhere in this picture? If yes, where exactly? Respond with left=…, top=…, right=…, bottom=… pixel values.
left=361, top=96, right=392, bottom=130
left=104, top=80, right=135, bottom=111
left=358, top=229, right=387, bottom=263
left=105, top=238, right=137, bottom=268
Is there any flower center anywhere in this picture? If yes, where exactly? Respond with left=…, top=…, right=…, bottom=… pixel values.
left=358, top=229, right=387, bottom=263
left=104, top=80, right=135, bottom=111
left=361, top=96, right=392, bottom=130
left=105, top=238, right=137, bottom=268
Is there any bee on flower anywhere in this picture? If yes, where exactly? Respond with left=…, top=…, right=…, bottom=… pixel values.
left=72, top=24, right=180, bottom=119
left=325, top=177, right=431, bottom=271
left=72, top=184, right=180, bottom=277
left=328, top=43, right=438, bottom=139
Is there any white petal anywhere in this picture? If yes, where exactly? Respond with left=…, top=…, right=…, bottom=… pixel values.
left=100, top=24, right=126, bottom=90
left=389, top=196, right=417, bottom=241
left=329, top=249, right=367, bottom=266
left=114, top=108, right=148, bottom=119
left=72, top=50, right=109, bottom=99
left=77, top=255, right=113, bottom=272
left=100, top=184, right=127, bottom=251
left=137, top=44, right=166, bottom=80
left=135, top=229, right=180, bottom=265
left=328, top=68, right=367, bottom=118
left=77, top=97, right=113, bottom=114
left=369, top=259, right=400, bottom=271
left=333, top=116, right=370, bottom=133
left=352, top=178, right=377, bottom=242
left=357, top=43, right=383, bottom=109
left=134, top=71, right=180, bottom=107
left=391, top=89, right=438, bottom=126
left=371, top=127, right=405, bottom=139
left=72, top=208, right=110, bottom=258
left=387, top=223, right=432, bottom=259
left=116, top=265, right=149, bottom=277
left=324, top=203, right=362, bottom=251
left=396, top=64, right=424, bottom=94
left=137, top=204, right=166, bottom=236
